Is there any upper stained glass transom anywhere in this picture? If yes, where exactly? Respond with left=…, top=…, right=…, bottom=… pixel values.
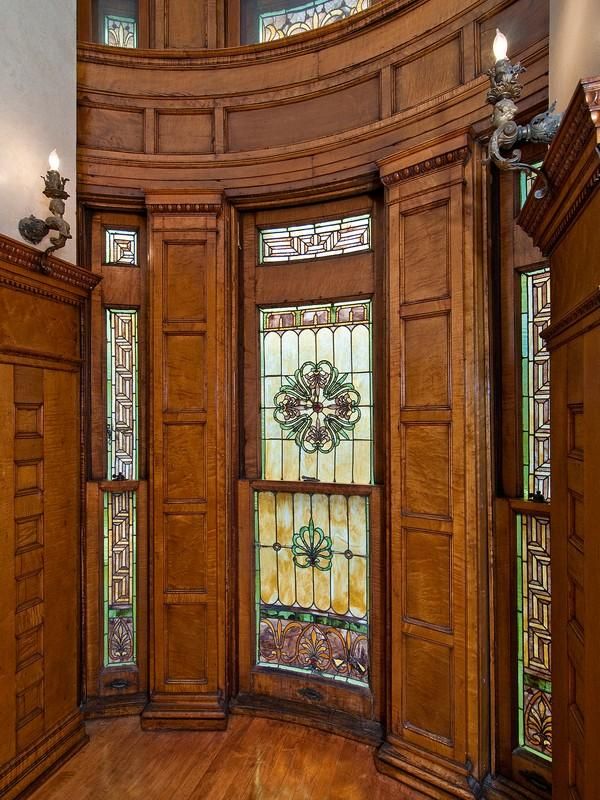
left=259, top=0, right=370, bottom=42
left=259, top=214, right=371, bottom=263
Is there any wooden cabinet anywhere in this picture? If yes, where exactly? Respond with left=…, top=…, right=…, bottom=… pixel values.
left=519, top=77, right=600, bottom=800
left=0, top=237, right=99, bottom=799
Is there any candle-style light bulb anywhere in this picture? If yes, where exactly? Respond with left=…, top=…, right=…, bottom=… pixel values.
left=493, top=29, right=508, bottom=63
left=48, top=149, right=60, bottom=171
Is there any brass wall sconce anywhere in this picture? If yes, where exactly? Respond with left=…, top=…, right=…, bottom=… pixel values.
left=19, top=150, right=72, bottom=268
left=486, top=30, right=562, bottom=198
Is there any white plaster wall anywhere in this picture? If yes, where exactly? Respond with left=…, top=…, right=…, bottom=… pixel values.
left=0, top=0, right=77, bottom=263
left=550, top=0, right=600, bottom=110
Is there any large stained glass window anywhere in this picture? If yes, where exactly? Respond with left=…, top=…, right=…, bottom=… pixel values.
left=517, top=513, right=552, bottom=758
left=256, top=491, right=369, bottom=685
left=259, top=0, right=370, bottom=42
left=104, top=491, right=137, bottom=666
left=105, top=228, right=138, bottom=266
left=106, top=309, right=138, bottom=481
left=521, top=268, right=551, bottom=501
left=259, top=214, right=371, bottom=263
left=104, top=14, right=137, bottom=47
left=260, top=300, right=373, bottom=484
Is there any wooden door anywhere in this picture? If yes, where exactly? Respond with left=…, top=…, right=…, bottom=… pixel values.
left=235, top=196, right=384, bottom=736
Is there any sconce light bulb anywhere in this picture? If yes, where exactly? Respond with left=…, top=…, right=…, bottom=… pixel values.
left=493, top=29, right=508, bottom=62
left=48, top=149, right=60, bottom=171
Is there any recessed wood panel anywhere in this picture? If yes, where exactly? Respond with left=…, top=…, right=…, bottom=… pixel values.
left=164, top=243, right=207, bottom=323
left=15, top=572, right=43, bottom=612
left=394, top=37, right=462, bottom=112
left=164, top=423, right=207, bottom=502
left=16, top=626, right=43, bottom=670
left=568, top=490, right=584, bottom=546
left=164, top=334, right=207, bottom=412
left=402, top=204, right=449, bottom=304
left=403, top=636, right=453, bottom=743
left=478, top=0, right=549, bottom=72
left=14, top=461, right=42, bottom=495
left=0, top=291, right=79, bottom=361
left=402, top=424, right=451, bottom=519
left=165, top=604, right=208, bottom=683
left=16, top=679, right=43, bottom=727
left=165, top=514, right=207, bottom=592
left=402, top=314, right=450, bottom=409
left=227, top=76, right=380, bottom=152
left=165, top=0, right=207, bottom=48
left=404, top=529, right=451, bottom=631
left=15, top=516, right=43, bottom=554
left=78, top=106, right=144, bottom=152
left=14, top=405, right=42, bottom=437
left=568, top=403, right=584, bottom=458
left=157, top=112, right=214, bottom=154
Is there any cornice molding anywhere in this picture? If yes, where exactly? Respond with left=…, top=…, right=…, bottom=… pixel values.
left=0, top=273, right=81, bottom=307
left=380, top=145, right=470, bottom=186
left=0, top=235, right=101, bottom=293
left=519, top=77, right=600, bottom=254
left=146, top=202, right=222, bottom=215
left=541, top=287, right=600, bottom=346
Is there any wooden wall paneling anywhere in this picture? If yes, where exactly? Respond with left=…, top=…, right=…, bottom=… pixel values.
left=519, top=78, right=600, bottom=800
left=377, top=139, right=490, bottom=798
left=142, top=191, right=227, bottom=730
left=0, top=237, right=99, bottom=800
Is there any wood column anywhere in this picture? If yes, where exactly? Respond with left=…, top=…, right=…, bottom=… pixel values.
left=141, top=192, right=228, bottom=730
left=376, top=138, right=490, bottom=797
left=519, top=77, right=600, bottom=800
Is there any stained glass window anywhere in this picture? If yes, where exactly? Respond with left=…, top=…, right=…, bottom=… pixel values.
left=260, top=300, right=373, bottom=484
left=519, top=162, right=544, bottom=209
left=521, top=268, right=551, bottom=501
left=259, top=214, right=371, bottom=263
left=259, top=0, right=370, bottom=41
left=517, top=512, right=552, bottom=759
left=104, top=14, right=137, bottom=47
left=106, top=309, right=138, bottom=481
left=105, top=228, right=138, bottom=266
left=256, top=491, right=369, bottom=685
left=104, top=491, right=137, bottom=666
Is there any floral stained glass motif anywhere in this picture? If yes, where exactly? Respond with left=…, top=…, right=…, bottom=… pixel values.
left=261, top=301, right=373, bottom=484
left=521, top=268, right=551, bottom=501
left=104, top=14, right=137, bottom=47
left=104, top=491, right=137, bottom=666
left=259, top=0, right=370, bottom=42
left=259, top=214, right=370, bottom=263
left=105, top=229, right=138, bottom=265
left=517, top=513, right=552, bottom=759
left=256, top=491, right=369, bottom=685
left=106, top=309, right=138, bottom=480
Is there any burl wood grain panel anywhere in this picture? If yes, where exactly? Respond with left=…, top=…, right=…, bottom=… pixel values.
left=227, top=76, right=380, bottom=152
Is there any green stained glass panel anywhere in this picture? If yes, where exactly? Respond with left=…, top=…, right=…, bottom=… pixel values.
left=260, top=300, right=373, bottom=484
left=103, top=491, right=137, bottom=666
left=106, top=309, right=138, bottom=480
left=519, top=161, right=544, bottom=209
left=255, top=490, right=369, bottom=686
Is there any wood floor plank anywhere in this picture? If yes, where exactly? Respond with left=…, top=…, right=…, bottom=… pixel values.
left=28, top=715, right=416, bottom=799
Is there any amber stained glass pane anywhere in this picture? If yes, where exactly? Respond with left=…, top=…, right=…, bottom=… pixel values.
left=260, top=300, right=373, bottom=484
left=104, top=490, right=137, bottom=666
left=255, top=491, right=369, bottom=685
left=259, top=214, right=370, bottom=262
left=517, top=512, right=552, bottom=759
left=259, top=0, right=370, bottom=42
left=521, top=268, right=550, bottom=500
left=106, top=309, right=138, bottom=480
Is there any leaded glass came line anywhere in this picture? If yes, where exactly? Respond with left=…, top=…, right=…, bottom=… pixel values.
left=104, top=14, right=137, bottom=47
left=259, top=214, right=371, bottom=263
left=259, top=0, right=370, bottom=42
left=104, top=490, right=137, bottom=666
left=105, top=228, right=138, bottom=265
left=106, top=309, right=138, bottom=480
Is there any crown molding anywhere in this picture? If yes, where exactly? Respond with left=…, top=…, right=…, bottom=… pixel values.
left=380, top=145, right=470, bottom=186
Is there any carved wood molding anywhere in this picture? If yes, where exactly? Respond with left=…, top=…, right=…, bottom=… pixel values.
left=0, top=235, right=101, bottom=293
left=541, top=286, right=600, bottom=346
left=380, top=146, right=470, bottom=186
left=519, top=77, right=600, bottom=254
left=146, top=202, right=222, bottom=215
left=0, top=273, right=82, bottom=307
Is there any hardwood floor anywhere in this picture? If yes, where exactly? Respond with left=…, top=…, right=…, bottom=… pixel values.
left=28, top=715, right=420, bottom=799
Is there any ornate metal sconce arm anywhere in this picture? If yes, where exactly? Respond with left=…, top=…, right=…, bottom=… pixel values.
left=485, top=47, right=562, bottom=199
left=19, top=168, right=72, bottom=270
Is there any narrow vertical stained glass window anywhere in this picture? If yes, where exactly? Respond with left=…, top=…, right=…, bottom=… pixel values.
left=519, top=162, right=544, bottom=209
left=517, top=513, right=552, bottom=759
left=106, top=309, right=138, bottom=480
left=521, top=268, right=551, bottom=500
left=105, top=228, right=138, bottom=265
left=104, top=14, right=137, bottom=47
left=255, top=491, right=369, bottom=686
left=260, top=300, right=373, bottom=484
left=259, top=214, right=371, bottom=263
left=259, top=0, right=370, bottom=42
left=104, top=491, right=137, bottom=666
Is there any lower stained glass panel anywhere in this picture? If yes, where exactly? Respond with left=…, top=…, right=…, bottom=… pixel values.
left=517, top=512, right=552, bottom=759
left=104, top=490, right=137, bottom=667
left=255, top=491, right=369, bottom=686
